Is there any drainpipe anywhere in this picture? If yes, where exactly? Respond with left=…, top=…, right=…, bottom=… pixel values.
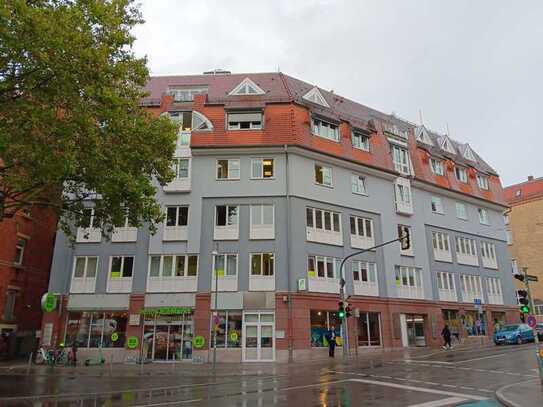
left=284, top=144, right=293, bottom=362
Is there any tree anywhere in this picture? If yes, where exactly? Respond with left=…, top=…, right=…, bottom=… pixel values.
left=0, top=0, right=177, bottom=238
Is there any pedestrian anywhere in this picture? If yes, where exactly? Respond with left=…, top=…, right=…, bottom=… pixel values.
left=326, top=326, right=337, bottom=358
left=70, top=341, right=78, bottom=366
left=441, top=324, right=452, bottom=350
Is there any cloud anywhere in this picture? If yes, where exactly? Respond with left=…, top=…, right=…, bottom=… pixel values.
left=133, top=0, right=543, bottom=185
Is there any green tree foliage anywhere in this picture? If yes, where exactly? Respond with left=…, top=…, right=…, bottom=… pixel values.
left=0, top=0, right=177, bottom=238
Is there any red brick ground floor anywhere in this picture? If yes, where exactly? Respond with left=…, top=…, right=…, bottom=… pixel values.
left=40, top=292, right=520, bottom=363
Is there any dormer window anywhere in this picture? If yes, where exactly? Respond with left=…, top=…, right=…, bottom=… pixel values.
left=168, top=110, right=213, bottom=132
left=228, top=78, right=265, bottom=96
left=477, top=174, right=489, bottom=190
left=391, top=144, right=411, bottom=175
left=312, top=117, right=339, bottom=142
left=227, top=111, right=263, bottom=130
left=415, top=126, right=433, bottom=145
left=302, top=87, right=330, bottom=108
left=440, top=136, right=456, bottom=155
left=463, top=144, right=476, bottom=161
left=383, top=123, right=408, bottom=139
left=168, top=86, right=208, bottom=102
left=352, top=131, right=370, bottom=151
left=455, top=166, right=468, bottom=183
left=430, top=158, right=444, bottom=176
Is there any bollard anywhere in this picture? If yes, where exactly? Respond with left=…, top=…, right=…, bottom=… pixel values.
left=26, top=352, right=33, bottom=376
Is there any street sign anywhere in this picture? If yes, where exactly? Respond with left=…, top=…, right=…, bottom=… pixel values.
left=298, top=278, right=307, bottom=291
left=41, top=293, right=57, bottom=313
left=473, top=298, right=482, bottom=305
left=126, top=336, right=139, bottom=349
left=193, top=336, right=205, bottom=349
left=527, top=315, right=537, bottom=328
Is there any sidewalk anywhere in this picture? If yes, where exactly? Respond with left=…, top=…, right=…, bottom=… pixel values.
left=496, top=379, right=543, bottom=407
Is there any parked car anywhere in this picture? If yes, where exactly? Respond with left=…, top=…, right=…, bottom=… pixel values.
left=536, top=323, right=543, bottom=341
left=494, top=324, right=535, bottom=345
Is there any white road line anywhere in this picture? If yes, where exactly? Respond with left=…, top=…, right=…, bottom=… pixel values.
left=478, top=389, right=494, bottom=393
left=441, top=384, right=457, bottom=388
left=404, top=360, right=453, bottom=365
left=407, top=397, right=468, bottom=407
left=455, top=352, right=512, bottom=364
left=422, top=381, right=439, bottom=386
left=460, top=386, right=476, bottom=390
left=132, top=399, right=204, bottom=407
left=348, top=379, right=487, bottom=401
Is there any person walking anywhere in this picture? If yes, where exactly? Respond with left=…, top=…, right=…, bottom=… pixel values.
left=326, top=326, right=337, bottom=358
left=441, top=324, right=452, bottom=350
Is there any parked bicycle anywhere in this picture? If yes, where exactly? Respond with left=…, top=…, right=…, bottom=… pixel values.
left=35, top=344, right=70, bottom=366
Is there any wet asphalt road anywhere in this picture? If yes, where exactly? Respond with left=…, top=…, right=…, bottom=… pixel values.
left=0, top=343, right=540, bottom=406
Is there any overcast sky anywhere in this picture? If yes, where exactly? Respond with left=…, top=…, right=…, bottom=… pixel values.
left=133, top=0, right=543, bottom=186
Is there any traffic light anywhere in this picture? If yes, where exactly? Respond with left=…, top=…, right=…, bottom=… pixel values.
left=345, top=303, right=352, bottom=318
left=514, top=274, right=525, bottom=283
left=338, top=301, right=345, bottom=319
left=398, top=225, right=411, bottom=251
left=517, top=289, right=530, bottom=314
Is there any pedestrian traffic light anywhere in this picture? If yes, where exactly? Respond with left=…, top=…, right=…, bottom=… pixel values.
left=517, top=289, right=530, bottom=314
left=398, top=225, right=411, bottom=251
left=345, top=303, right=352, bottom=318
left=338, top=301, right=345, bottom=319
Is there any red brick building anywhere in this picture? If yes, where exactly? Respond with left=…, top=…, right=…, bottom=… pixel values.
left=0, top=207, right=57, bottom=355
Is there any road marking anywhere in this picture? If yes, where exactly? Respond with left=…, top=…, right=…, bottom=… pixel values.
left=407, top=397, right=468, bottom=407
left=348, top=378, right=487, bottom=401
left=405, top=360, right=453, bottom=365
left=478, top=389, right=494, bottom=393
left=496, top=379, right=539, bottom=407
left=441, top=384, right=457, bottom=388
left=422, top=381, right=439, bottom=386
left=460, top=386, right=476, bottom=390
left=455, top=352, right=519, bottom=364
left=132, top=399, right=204, bottom=406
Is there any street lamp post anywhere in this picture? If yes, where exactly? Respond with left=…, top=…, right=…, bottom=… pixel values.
left=211, top=248, right=219, bottom=370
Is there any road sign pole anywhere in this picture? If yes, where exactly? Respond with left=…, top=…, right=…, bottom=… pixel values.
left=522, top=267, right=542, bottom=384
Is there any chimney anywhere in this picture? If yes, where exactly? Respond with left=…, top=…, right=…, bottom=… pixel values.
left=528, top=175, right=534, bottom=181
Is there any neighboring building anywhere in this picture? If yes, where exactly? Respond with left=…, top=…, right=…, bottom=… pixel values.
left=0, top=207, right=57, bottom=355
left=504, top=176, right=543, bottom=316
left=42, top=72, right=517, bottom=363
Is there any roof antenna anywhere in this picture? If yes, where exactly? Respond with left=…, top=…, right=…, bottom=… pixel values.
left=418, top=109, right=424, bottom=126
left=277, top=65, right=280, bottom=72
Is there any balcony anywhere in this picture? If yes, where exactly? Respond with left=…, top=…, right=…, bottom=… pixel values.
left=307, top=277, right=340, bottom=294
left=250, top=224, right=275, bottom=240
left=112, top=227, right=138, bottom=243
left=163, top=226, right=188, bottom=241
left=214, top=225, right=239, bottom=241
left=397, top=286, right=424, bottom=300
left=438, top=289, right=457, bottom=302
left=351, top=235, right=374, bottom=250
left=434, top=249, right=452, bottom=263
left=76, top=227, right=101, bottom=243
left=249, top=275, right=275, bottom=291
left=306, top=227, right=343, bottom=246
left=70, top=277, right=96, bottom=294
left=147, top=276, right=197, bottom=292
left=353, top=281, right=378, bottom=297
left=107, top=277, right=133, bottom=293
left=163, top=178, right=191, bottom=193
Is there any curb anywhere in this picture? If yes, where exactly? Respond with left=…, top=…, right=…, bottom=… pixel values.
left=495, top=379, right=539, bottom=407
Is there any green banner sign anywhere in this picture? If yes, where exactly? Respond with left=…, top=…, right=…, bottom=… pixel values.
left=140, top=307, right=192, bottom=317
left=126, top=336, right=139, bottom=349
left=41, top=293, right=57, bottom=313
left=111, top=332, right=119, bottom=342
left=193, top=335, right=205, bottom=349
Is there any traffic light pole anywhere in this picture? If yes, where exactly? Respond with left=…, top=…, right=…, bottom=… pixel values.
left=522, top=267, right=542, bottom=383
left=338, top=235, right=406, bottom=362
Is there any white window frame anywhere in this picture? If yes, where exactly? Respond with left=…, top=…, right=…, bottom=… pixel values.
left=432, top=231, right=452, bottom=263
left=455, top=236, right=479, bottom=266
left=478, top=208, right=489, bottom=225
left=213, top=254, right=238, bottom=276
left=394, top=177, right=413, bottom=215
left=395, top=266, right=424, bottom=299
left=437, top=271, right=457, bottom=302
left=352, top=131, right=370, bottom=151
left=168, top=87, right=207, bottom=102
left=312, top=118, right=339, bottom=142
left=172, top=158, right=190, bottom=180
left=307, top=256, right=340, bottom=293
left=351, top=174, right=367, bottom=195
left=350, top=215, right=374, bottom=249
left=455, top=166, right=468, bottom=183
left=486, top=277, right=503, bottom=305
left=216, top=159, right=241, bottom=180
left=70, top=256, right=98, bottom=293
left=214, top=205, right=239, bottom=240
left=166, top=206, right=189, bottom=227
left=107, top=255, right=134, bottom=293
left=212, top=254, right=239, bottom=292
left=430, top=158, right=444, bottom=176
left=392, top=145, right=411, bottom=175
left=481, top=241, right=498, bottom=269
left=249, top=253, right=275, bottom=291
left=227, top=111, right=263, bottom=130
left=250, top=253, right=275, bottom=276
left=477, top=174, right=489, bottom=190
left=456, top=202, right=468, bottom=220
left=14, top=238, right=26, bottom=265
left=511, top=259, right=518, bottom=275
left=314, top=163, right=333, bottom=187
left=148, top=254, right=199, bottom=278
left=352, top=261, right=378, bottom=296
left=250, top=158, right=274, bottom=179
left=460, top=274, right=484, bottom=303
left=506, top=230, right=513, bottom=245
left=306, top=207, right=343, bottom=246
left=431, top=196, right=444, bottom=214
left=249, top=204, right=275, bottom=240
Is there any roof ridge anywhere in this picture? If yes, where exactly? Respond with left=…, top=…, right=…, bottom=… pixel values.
left=504, top=177, right=543, bottom=189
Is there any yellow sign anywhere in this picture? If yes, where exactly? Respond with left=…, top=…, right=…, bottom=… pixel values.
left=308, top=271, right=316, bottom=278
left=217, top=269, right=225, bottom=277
left=111, top=271, right=121, bottom=278
left=395, top=277, right=401, bottom=287
left=230, top=331, right=239, bottom=342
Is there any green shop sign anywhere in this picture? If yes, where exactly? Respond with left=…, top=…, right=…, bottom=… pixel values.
left=140, top=307, right=192, bottom=317
left=193, top=335, right=205, bottom=349
left=127, top=336, right=139, bottom=349
left=41, top=293, right=57, bottom=313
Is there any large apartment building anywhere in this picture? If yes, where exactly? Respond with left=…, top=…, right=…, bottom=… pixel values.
left=504, top=176, right=543, bottom=316
left=42, top=72, right=517, bottom=363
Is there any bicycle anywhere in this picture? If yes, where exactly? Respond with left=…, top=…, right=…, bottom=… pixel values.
left=35, top=345, right=70, bottom=366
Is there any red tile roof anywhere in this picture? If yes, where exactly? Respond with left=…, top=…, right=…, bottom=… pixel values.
left=504, top=177, right=543, bottom=205
left=143, top=72, right=506, bottom=206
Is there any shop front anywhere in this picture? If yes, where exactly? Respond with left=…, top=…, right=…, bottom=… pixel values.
left=141, top=307, right=193, bottom=361
left=400, top=314, right=426, bottom=347
left=462, top=310, right=486, bottom=336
